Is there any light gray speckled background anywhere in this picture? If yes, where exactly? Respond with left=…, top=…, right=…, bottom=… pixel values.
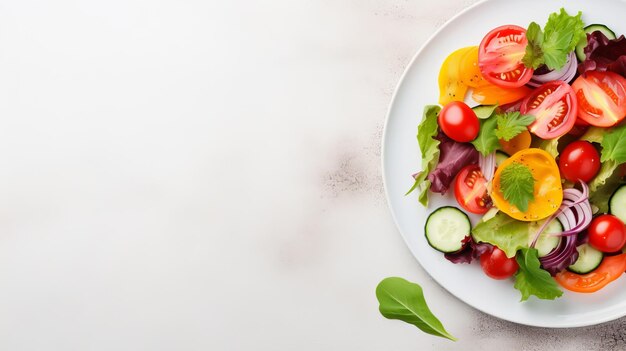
left=1, top=0, right=625, bottom=350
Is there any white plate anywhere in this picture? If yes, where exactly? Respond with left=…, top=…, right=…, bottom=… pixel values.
left=382, top=0, right=626, bottom=328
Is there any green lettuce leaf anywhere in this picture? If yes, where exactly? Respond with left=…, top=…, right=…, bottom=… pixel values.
left=589, top=160, right=623, bottom=214
left=514, top=248, right=563, bottom=301
left=472, top=212, right=532, bottom=258
left=407, top=105, right=441, bottom=206
left=522, top=8, right=585, bottom=70
left=580, top=127, right=604, bottom=144
left=534, top=137, right=560, bottom=159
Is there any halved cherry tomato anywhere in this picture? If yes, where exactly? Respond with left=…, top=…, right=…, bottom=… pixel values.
left=520, top=80, right=577, bottom=139
left=480, top=246, right=518, bottom=280
left=478, top=25, right=534, bottom=88
left=572, top=71, right=626, bottom=127
left=471, top=82, right=532, bottom=105
left=491, top=149, right=562, bottom=221
left=555, top=253, right=626, bottom=293
left=438, top=46, right=475, bottom=105
left=458, top=46, right=485, bottom=88
left=558, top=141, right=601, bottom=183
left=588, top=215, right=626, bottom=253
left=454, top=164, right=491, bottom=214
left=438, top=101, right=479, bottom=142
left=499, top=129, right=531, bottom=156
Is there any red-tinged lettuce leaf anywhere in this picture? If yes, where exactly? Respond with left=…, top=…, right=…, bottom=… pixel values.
left=427, top=132, right=479, bottom=194
left=444, top=236, right=493, bottom=264
left=578, top=31, right=626, bottom=77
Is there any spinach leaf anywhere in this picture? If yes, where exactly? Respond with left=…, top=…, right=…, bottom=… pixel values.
left=376, top=277, right=457, bottom=341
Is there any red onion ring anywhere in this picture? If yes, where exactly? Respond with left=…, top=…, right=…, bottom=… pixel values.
left=478, top=152, right=496, bottom=182
left=529, top=182, right=592, bottom=275
left=527, top=51, right=578, bottom=87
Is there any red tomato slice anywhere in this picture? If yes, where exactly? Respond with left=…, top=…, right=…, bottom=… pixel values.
left=453, top=164, right=491, bottom=214
left=572, top=71, right=626, bottom=127
left=555, top=253, right=626, bottom=293
left=520, top=80, right=577, bottom=139
left=478, top=25, right=534, bottom=88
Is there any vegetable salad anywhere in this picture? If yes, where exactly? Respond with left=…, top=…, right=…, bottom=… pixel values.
left=410, top=8, right=626, bottom=301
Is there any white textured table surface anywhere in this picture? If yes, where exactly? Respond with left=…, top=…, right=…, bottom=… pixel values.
left=1, top=0, right=625, bottom=350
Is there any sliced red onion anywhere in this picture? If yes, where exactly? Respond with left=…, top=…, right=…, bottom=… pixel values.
left=529, top=182, right=593, bottom=275
left=478, top=152, right=496, bottom=182
left=527, top=51, right=578, bottom=87
left=540, top=234, right=579, bottom=276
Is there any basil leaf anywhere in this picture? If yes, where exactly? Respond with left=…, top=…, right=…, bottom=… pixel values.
left=514, top=248, right=563, bottom=301
left=376, top=277, right=457, bottom=341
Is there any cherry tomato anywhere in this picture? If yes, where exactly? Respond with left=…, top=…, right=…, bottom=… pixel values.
left=558, top=141, right=601, bottom=182
left=454, top=164, right=491, bottom=214
left=480, top=246, right=519, bottom=280
left=556, top=253, right=626, bottom=293
left=438, top=101, right=479, bottom=142
left=520, top=80, right=577, bottom=139
left=572, top=71, right=626, bottom=127
left=588, top=215, right=626, bottom=253
left=478, top=25, right=534, bottom=88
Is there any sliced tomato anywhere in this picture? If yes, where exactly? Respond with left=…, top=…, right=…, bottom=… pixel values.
left=458, top=46, right=485, bottom=88
left=478, top=25, right=533, bottom=88
left=555, top=253, right=626, bottom=293
left=438, top=47, right=474, bottom=105
left=520, top=80, right=577, bottom=139
left=572, top=71, right=626, bottom=127
left=454, top=164, right=491, bottom=214
left=471, top=82, right=532, bottom=105
left=491, top=149, right=562, bottom=221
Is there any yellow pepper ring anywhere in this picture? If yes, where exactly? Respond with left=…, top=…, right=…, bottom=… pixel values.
left=491, top=148, right=562, bottom=221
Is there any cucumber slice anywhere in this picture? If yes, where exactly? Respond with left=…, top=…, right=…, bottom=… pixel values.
left=425, top=206, right=471, bottom=253
left=576, top=24, right=616, bottom=62
left=472, top=105, right=497, bottom=119
left=495, top=151, right=509, bottom=168
left=609, top=185, right=626, bottom=222
left=535, top=219, right=563, bottom=258
left=568, top=244, right=604, bottom=274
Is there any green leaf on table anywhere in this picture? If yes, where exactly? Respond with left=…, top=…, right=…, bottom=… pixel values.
left=514, top=248, right=563, bottom=301
left=376, top=277, right=457, bottom=341
left=406, top=105, right=442, bottom=206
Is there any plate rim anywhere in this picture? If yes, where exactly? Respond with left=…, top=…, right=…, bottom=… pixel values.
left=380, top=0, right=626, bottom=328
